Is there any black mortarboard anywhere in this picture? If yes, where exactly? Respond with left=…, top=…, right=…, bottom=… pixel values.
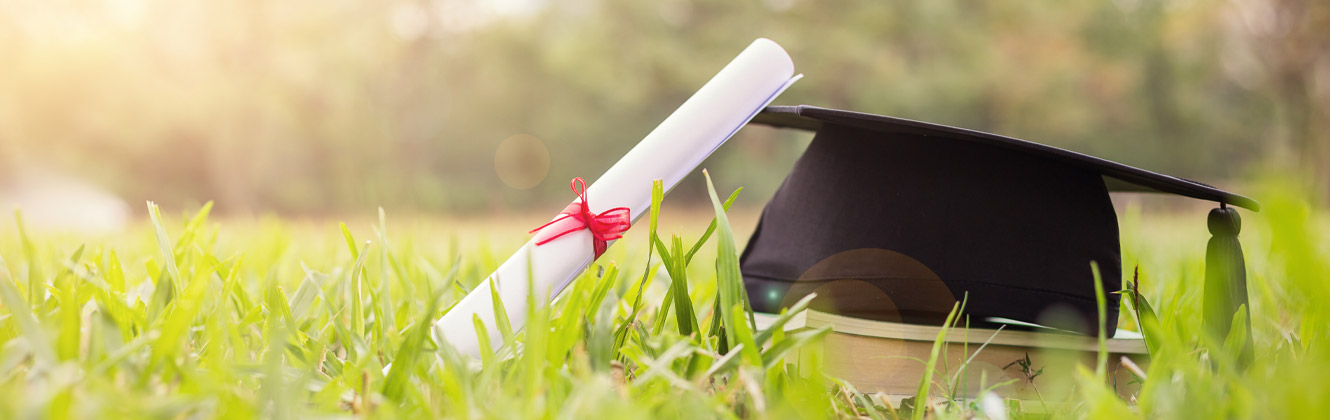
left=741, top=105, right=1257, bottom=339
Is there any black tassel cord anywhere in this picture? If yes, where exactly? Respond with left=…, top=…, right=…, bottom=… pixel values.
left=1204, top=204, right=1254, bottom=366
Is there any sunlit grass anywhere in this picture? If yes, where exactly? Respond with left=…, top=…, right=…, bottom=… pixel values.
left=0, top=176, right=1327, bottom=419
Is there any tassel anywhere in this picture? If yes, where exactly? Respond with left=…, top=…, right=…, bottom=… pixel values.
left=1203, top=204, right=1253, bottom=366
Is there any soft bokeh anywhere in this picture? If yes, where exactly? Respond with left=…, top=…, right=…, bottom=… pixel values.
left=2, top=0, right=1327, bottom=222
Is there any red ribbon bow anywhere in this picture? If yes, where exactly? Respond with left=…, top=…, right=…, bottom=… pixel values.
left=529, top=177, right=631, bottom=259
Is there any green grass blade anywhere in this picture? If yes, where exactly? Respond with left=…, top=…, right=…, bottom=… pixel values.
left=375, top=208, right=396, bottom=338
left=173, top=201, right=214, bottom=253
left=383, top=291, right=441, bottom=401
left=288, top=272, right=322, bottom=319
left=753, top=293, right=817, bottom=346
left=146, top=201, right=184, bottom=298
left=489, top=277, right=516, bottom=350
left=1223, top=305, right=1251, bottom=361
left=684, top=187, right=741, bottom=264
left=340, top=222, right=359, bottom=258
left=349, top=242, right=370, bottom=336
left=702, top=170, right=749, bottom=346
left=520, top=272, right=550, bottom=412
left=913, top=302, right=960, bottom=420
left=1091, top=261, right=1108, bottom=379
left=584, top=263, right=619, bottom=323
left=617, top=180, right=667, bottom=356
left=473, top=314, right=495, bottom=369
left=650, top=179, right=663, bottom=244
left=55, top=245, right=85, bottom=361
left=729, top=303, right=762, bottom=367
left=760, top=326, right=830, bottom=370
left=15, top=211, right=44, bottom=307
left=668, top=235, right=696, bottom=336
left=1119, top=281, right=1163, bottom=357
left=146, top=263, right=174, bottom=323
left=105, top=249, right=125, bottom=294
left=153, top=258, right=225, bottom=366
left=649, top=237, right=677, bottom=335
left=0, top=255, right=57, bottom=366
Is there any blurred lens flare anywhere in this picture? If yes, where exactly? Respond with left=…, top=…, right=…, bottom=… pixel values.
left=494, top=133, right=550, bottom=190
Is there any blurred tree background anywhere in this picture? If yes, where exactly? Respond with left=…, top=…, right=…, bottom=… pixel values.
left=0, top=0, right=1326, bottom=216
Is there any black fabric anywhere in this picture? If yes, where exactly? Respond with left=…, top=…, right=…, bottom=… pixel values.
left=752, top=105, right=1260, bottom=211
left=740, top=124, right=1123, bottom=336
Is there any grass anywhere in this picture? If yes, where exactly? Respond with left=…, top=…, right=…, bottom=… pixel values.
left=0, top=174, right=1327, bottom=419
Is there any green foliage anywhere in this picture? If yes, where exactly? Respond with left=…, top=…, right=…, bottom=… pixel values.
left=0, top=179, right=846, bottom=418
left=0, top=175, right=1328, bottom=419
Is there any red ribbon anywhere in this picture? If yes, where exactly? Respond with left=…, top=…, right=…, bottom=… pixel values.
left=529, top=177, right=631, bottom=259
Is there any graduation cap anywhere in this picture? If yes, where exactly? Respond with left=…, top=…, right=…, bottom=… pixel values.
left=740, top=105, right=1255, bottom=346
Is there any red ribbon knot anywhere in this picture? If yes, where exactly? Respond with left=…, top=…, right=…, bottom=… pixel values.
left=529, top=177, right=631, bottom=259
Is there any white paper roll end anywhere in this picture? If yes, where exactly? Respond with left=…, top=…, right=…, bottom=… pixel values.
left=748, top=38, right=795, bottom=77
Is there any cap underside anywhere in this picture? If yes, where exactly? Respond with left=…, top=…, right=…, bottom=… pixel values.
left=741, top=121, right=1127, bottom=335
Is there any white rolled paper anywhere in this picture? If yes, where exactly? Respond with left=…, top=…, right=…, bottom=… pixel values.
left=434, top=38, right=799, bottom=356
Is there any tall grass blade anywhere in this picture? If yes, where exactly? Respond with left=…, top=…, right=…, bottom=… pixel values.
left=753, top=293, right=817, bottom=346
left=1091, top=262, right=1108, bottom=378
left=147, top=202, right=183, bottom=298
left=489, top=277, right=516, bottom=350
left=55, top=245, right=85, bottom=361
left=383, top=290, right=441, bottom=401
left=616, top=179, right=666, bottom=356
left=760, top=327, right=830, bottom=370
left=15, top=211, right=46, bottom=308
left=349, top=242, right=370, bottom=336
left=473, top=314, right=495, bottom=369
left=0, top=255, right=56, bottom=366
left=702, top=170, right=751, bottom=347
left=667, top=235, right=697, bottom=336
left=913, top=302, right=960, bottom=420
left=684, top=187, right=741, bottom=264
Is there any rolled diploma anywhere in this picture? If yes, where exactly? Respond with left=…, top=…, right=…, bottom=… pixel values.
left=434, top=38, right=799, bottom=356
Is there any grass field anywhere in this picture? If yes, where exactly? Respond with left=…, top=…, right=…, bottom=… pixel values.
left=0, top=175, right=1327, bottom=419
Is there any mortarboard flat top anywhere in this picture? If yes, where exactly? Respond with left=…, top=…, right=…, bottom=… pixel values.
left=752, top=105, right=1259, bottom=211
